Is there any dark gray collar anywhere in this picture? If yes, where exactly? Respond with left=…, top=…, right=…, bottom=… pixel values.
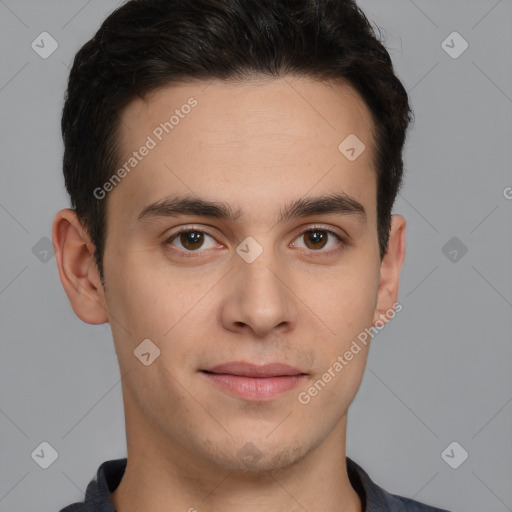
left=59, top=457, right=451, bottom=512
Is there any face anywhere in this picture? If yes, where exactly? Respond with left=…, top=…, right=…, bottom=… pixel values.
left=56, top=76, right=405, bottom=474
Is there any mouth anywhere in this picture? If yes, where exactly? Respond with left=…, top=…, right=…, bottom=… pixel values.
left=200, top=362, right=308, bottom=401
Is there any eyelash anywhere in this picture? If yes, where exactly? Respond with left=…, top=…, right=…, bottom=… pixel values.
left=163, top=225, right=345, bottom=258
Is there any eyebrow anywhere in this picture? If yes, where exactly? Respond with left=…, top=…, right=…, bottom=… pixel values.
left=136, top=192, right=367, bottom=225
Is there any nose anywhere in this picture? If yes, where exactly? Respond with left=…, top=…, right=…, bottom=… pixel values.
left=220, top=249, right=297, bottom=338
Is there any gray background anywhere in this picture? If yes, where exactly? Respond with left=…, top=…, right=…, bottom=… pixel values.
left=1, top=1, right=511, bottom=511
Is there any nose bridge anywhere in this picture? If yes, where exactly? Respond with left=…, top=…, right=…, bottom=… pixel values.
left=223, top=237, right=295, bottom=335
left=238, top=239, right=285, bottom=306
left=241, top=251, right=281, bottom=295
left=235, top=231, right=279, bottom=280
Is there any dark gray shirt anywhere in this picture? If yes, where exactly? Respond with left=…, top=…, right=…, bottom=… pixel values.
left=59, top=457, right=452, bottom=512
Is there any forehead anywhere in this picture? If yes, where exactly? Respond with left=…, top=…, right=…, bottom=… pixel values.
left=108, top=77, right=377, bottom=227
left=120, top=76, right=375, bottom=149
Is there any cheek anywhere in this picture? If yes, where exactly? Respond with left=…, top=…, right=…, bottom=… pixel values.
left=298, top=276, right=375, bottom=416
left=103, top=249, right=216, bottom=359
left=304, top=261, right=379, bottom=336
left=102, top=248, right=167, bottom=363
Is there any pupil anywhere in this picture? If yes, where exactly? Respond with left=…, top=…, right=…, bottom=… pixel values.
left=181, top=231, right=203, bottom=249
left=310, top=231, right=323, bottom=243
left=188, top=232, right=201, bottom=243
left=307, top=230, right=326, bottom=249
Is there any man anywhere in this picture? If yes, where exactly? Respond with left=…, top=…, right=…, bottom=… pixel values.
left=52, top=0, right=451, bottom=510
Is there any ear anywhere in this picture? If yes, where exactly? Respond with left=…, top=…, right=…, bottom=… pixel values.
left=373, top=214, right=406, bottom=326
left=52, top=208, right=109, bottom=324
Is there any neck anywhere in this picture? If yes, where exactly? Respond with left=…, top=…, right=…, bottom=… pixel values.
left=111, top=397, right=362, bottom=512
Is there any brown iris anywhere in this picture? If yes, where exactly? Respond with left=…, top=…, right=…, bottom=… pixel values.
left=303, top=230, right=328, bottom=250
left=179, top=231, right=205, bottom=250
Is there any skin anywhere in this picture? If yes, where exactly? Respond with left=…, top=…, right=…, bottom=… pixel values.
left=52, top=76, right=406, bottom=512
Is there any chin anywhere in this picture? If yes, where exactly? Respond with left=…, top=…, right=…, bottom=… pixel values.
left=203, top=437, right=311, bottom=474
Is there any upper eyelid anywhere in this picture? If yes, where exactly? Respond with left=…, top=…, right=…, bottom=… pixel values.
left=166, top=224, right=344, bottom=238
left=166, top=226, right=222, bottom=243
left=165, top=224, right=344, bottom=249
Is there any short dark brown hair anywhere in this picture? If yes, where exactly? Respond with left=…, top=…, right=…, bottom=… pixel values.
left=61, top=0, right=413, bottom=284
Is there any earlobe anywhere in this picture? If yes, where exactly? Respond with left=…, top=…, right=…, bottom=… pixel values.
left=52, top=208, right=109, bottom=325
left=373, top=214, right=406, bottom=326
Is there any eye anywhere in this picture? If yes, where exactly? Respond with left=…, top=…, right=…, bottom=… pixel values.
left=164, top=225, right=344, bottom=257
left=165, top=229, right=219, bottom=254
left=291, top=228, right=343, bottom=253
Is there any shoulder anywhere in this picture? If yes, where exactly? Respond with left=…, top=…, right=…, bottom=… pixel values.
left=58, top=505, right=84, bottom=512
left=385, top=492, right=453, bottom=511
left=56, top=458, right=126, bottom=512
left=346, top=457, right=453, bottom=512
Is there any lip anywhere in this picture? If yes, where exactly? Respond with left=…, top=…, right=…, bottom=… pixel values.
left=205, top=361, right=305, bottom=377
left=201, top=361, right=307, bottom=401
